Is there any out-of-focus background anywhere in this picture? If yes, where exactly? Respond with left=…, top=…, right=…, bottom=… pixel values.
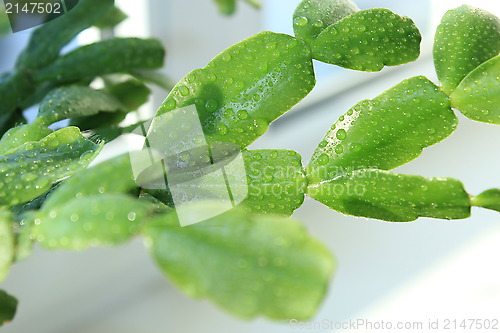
left=1, top=0, right=500, bottom=332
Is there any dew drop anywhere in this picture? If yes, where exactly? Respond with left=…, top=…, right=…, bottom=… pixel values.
left=336, top=129, right=347, bottom=140
left=21, top=173, right=37, bottom=182
left=127, top=212, right=137, bottom=221
left=217, top=124, right=228, bottom=135
left=178, top=86, right=190, bottom=96
left=317, top=154, right=329, bottom=165
left=237, top=110, right=249, bottom=120
left=205, top=99, right=219, bottom=111
left=235, top=81, right=245, bottom=90
left=294, top=16, right=308, bottom=27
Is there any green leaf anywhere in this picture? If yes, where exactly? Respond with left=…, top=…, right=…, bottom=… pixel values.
left=34, top=38, right=165, bottom=83
left=93, top=6, right=128, bottom=29
left=434, top=5, right=500, bottom=94
left=213, top=0, right=236, bottom=15
left=16, top=0, right=115, bottom=70
left=307, top=76, right=457, bottom=184
left=0, top=209, right=14, bottom=281
left=32, top=194, right=153, bottom=250
left=155, top=31, right=315, bottom=148
left=71, top=113, right=127, bottom=132
left=312, top=8, right=421, bottom=71
left=243, top=0, right=261, bottom=9
left=0, top=290, right=17, bottom=326
left=471, top=189, right=500, bottom=213
left=0, top=127, right=102, bottom=207
left=242, top=150, right=306, bottom=215
left=107, top=79, right=151, bottom=111
left=41, top=153, right=138, bottom=211
left=450, top=54, right=500, bottom=124
left=293, top=0, right=359, bottom=43
left=143, top=204, right=334, bottom=320
left=142, top=149, right=307, bottom=216
left=0, top=7, right=10, bottom=36
left=14, top=212, right=36, bottom=262
left=0, top=122, right=52, bottom=155
left=38, top=85, right=125, bottom=125
left=308, top=170, right=471, bottom=222
left=0, top=72, right=35, bottom=117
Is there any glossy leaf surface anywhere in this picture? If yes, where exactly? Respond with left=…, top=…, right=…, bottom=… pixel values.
left=155, top=32, right=315, bottom=148
left=308, top=170, right=471, bottom=222
left=242, top=150, right=306, bottom=215
left=312, top=8, right=421, bottom=71
left=0, top=127, right=102, bottom=206
left=307, top=76, right=457, bottom=184
left=293, top=0, right=359, bottom=43
left=434, top=5, right=500, bottom=94
left=450, top=55, right=500, bottom=124
left=472, top=189, right=500, bottom=213
left=0, top=122, right=52, bottom=155
left=38, top=85, right=125, bottom=125
left=144, top=204, right=334, bottom=320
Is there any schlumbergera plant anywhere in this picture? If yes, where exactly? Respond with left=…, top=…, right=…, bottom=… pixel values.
left=1, top=0, right=500, bottom=326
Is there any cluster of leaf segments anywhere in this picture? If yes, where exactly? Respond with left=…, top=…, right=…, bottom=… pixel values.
left=0, top=0, right=500, bottom=325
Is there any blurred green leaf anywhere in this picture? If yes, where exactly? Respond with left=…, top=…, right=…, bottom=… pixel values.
left=156, top=31, right=315, bottom=149
left=35, top=38, right=165, bottom=83
left=293, top=0, right=359, bottom=43
left=312, top=8, right=421, bottom=71
left=16, top=0, right=114, bottom=70
left=0, top=127, right=102, bottom=206
left=14, top=214, right=35, bottom=262
left=0, top=209, right=14, bottom=281
left=0, top=72, right=35, bottom=118
left=307, top=76, right=457, bottom=184
left=38, top=85, right=125, bottom=125
left=32, top=194, right=153, bottom=250
left=93, top=6, right=128, bottom=29
left=243, top=0, right=261, bottom=9
left=144, top=204, right=334, bottom=320
left=308, top=170, right=471, bottom=222
left=471, top=189, right=500, bottom=213
left=0, top=290, right=17, bottom=326
left=107, top=79, right=151, bottom=111
left=0, top=7, right=10, bottom=36
left=434, top=5, right=500, bottom=94
left=213, top=0, right=236, bottom=15
left=42, top=154, right=138, bottom=211
left=450, top=54, right=500, bottom=124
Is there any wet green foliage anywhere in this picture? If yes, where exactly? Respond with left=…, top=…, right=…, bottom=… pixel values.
left=0, top=0, right=499, bottom=326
